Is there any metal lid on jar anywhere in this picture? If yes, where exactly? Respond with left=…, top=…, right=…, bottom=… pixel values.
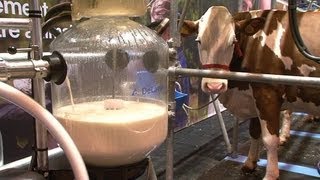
left=71, top=0, right=147, bottom=20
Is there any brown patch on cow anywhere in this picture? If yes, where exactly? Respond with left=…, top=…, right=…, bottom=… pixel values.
left=180, top=20, right=199, bottom=37
left=234, top=16, right=285, bottom=75
left=241, top=164, right=257, bottom=174
left=242, top=37, right=285, bottom=74
left=249, top=117, right=261, bottom=139
left=251, top=85, right=282, bottom=136
left=228, top=41, right=250, bottom=90
left=258, top=10, right=286, bottom=36
left=235, top=17, right=265, bottom=36
left=234, top=10, right=286, bottom=36
left=298, top=87, right=320, bottom=106
left=148, top=19, right=199, bottom=38
left=278, top=12, right=320, bottom=106
left=233, top=11, right=254, bottom=22
left=283, top=86, right=298, bottom=102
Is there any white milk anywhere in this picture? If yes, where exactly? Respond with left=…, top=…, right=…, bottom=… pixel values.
left=54, top=99, right=168, bottom=167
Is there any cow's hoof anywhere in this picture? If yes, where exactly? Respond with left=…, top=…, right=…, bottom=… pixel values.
left=262, top=176, right=279, bottom=180
left=241, top=165, right=256, bottom=174
left=279, top=136, right=289, bottom=146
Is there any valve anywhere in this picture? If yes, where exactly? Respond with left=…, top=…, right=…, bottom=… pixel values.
left=7, top=46, right=32, bottom=55
left=43, top=51, right=67, bottom=85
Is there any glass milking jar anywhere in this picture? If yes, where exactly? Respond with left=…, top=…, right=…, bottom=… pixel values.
left=50, top=0, right=169, bottom=167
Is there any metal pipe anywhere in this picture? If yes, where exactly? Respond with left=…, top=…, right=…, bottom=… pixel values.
left=271, top=0, right=277, bottom=9
left=231, top=118, right=240, bottom=158
left=0, top=18, right=32, bottom=30
left=177, top=0, right=191, bottom=34
left=166, top=0, right=180, bottom=179
left=29, top=0, right=48, bottom=174
left=166, top=74, right=176, bottom=180
left=169, top=67, right=320, bottom=88
left=0, top=147, right=63, bottom=171
left=146, top=157, right=158, bottom=180
left=0, top=58, right=49, bottom=81
left=238, top=0, right=244, bottom=12
left=33, top=80, right=48, bottom=174
left=169, top=0, right=180, bottom=48
left=253, top=0, right=261, bottom=10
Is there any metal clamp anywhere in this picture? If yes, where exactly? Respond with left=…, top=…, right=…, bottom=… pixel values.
left=0, top=51, right=67, bottom=84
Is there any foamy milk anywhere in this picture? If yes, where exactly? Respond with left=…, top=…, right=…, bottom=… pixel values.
left=54, top=99, right=168, bottom=166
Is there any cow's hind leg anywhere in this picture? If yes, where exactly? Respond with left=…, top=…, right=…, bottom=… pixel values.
left=253, top=87, right=281, bottom=180
left=242, top=117, right=262, bottom=173
left=279, top=110, right=292, bottom=145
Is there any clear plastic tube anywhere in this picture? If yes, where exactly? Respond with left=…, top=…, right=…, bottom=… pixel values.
left=0, top=81, right=88, bottom=180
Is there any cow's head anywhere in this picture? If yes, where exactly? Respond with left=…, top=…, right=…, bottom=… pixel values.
left=181, top=6, right=265, bottom=94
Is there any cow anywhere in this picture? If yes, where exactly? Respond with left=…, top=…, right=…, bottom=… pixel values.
left=180, top=6, right=320, bottom=180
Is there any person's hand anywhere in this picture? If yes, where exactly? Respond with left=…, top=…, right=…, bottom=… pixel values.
left=243, top=0, right=253, bottom=11
left=150, top=0, right=171, bottom=22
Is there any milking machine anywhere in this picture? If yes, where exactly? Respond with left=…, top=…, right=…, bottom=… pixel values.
left=47, top=0, right=171, bottom=179
left=0, top=0, right=170, bottom=179
left=1, top=0, right=320, bottom=179
left=288, top=0, right=320, bottom=63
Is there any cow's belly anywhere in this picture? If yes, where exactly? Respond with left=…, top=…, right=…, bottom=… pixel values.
left=218, top=87, right=258, bottom=120
left=282, top=98, right=320, bottom=116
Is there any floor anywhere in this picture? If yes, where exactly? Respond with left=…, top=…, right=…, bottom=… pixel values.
left=150, top=111, right=320, bottom=180
left=1, top=110, right=319, bottom=180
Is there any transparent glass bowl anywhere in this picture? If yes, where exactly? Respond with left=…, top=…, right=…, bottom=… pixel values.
left=50, top=17, right=169, bottom=166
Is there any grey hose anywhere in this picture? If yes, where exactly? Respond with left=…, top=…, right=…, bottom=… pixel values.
left=0, top=81, right=89, bottom=180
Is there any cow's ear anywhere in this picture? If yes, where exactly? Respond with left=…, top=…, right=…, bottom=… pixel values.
left=147, top=18, right=170, bottom=36
left=236, top=17, right=265, bottom=36
left=180, top=20, right=199, bottom=37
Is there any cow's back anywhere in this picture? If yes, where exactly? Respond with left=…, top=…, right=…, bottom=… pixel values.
left=234, top=10, right=320, bottom=116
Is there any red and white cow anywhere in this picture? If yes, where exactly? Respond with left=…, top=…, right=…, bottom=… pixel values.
left=182, top=6, right=320, bottom=180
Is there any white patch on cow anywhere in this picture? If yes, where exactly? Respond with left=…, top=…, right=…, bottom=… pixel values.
left=197, top=6, right=235, bottom=67
left=227, top=31, right=236, bottom=47
left=279, top=110, right=291, bottom=144
left=253, top=31, right=267, bottom=47
left=197, top=7, right=212, bottom=42
left=274, top=21, right=285, bottom=58
left=218, top=86, right=258, bottom=120
left=249, top=10, right=259, bottom=18
left=282, top=97, right=320, bottom=116
left=200, top=49, right=209, bottom=64
left=269, top=20, right=294, bottom=70
left=259, top=120, right=280, bottom=179
left=281, top=56, right=293, bottom=70
left=297, top=64, right=316, bottom=76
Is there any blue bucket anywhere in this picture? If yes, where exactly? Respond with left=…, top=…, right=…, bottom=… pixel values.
left=175, top=90, right=188, bottom=129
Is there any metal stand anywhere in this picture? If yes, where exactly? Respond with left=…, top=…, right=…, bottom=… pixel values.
left=146, top=157, right=158, bottom=180
left=231, top=118, right=240, bottom=158
left=165, top=69, right=177, bottom=180
left=211, top=95, right=232, bottom=154
left=28, top=0, right=48, bottom=174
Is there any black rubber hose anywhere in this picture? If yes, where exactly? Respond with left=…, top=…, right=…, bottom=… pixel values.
left=288, top=0, right=320, bottom=63
left=44, top=2, right=71, bottom=22
left=42, top=11, right=72, bottom=37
